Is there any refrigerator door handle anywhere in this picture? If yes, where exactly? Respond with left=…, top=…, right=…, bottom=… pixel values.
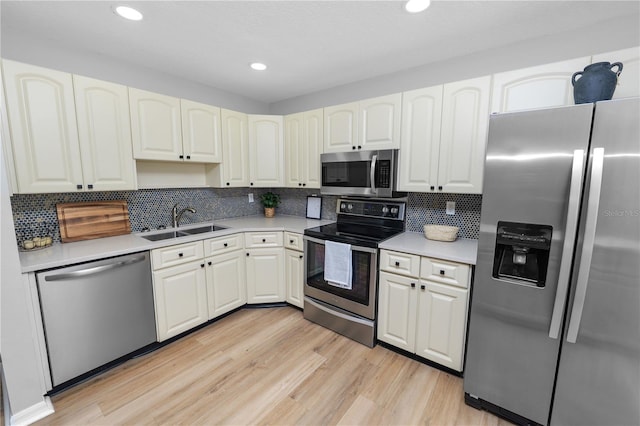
left=549, top=149, right=585, bottom=339
left=566, top=147, right=605, bottom=343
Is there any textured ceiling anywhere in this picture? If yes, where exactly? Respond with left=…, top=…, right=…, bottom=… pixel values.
left=2, top=1, right=639, bottom=103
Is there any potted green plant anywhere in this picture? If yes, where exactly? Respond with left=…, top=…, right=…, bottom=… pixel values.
left=260, top=191, right=281, bottom=218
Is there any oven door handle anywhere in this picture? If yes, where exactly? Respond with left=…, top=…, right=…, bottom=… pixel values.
left=303, top=235, right=377, bottom=254
left=370, top=154, right=378, bottom=194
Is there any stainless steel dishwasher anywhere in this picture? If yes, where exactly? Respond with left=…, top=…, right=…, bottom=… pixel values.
left=36, top=251, right=157, bottom=388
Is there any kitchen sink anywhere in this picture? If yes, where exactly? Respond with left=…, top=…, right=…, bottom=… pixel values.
left=178, top=225, right=227, bottom=235
left=141, top=225, right=227, bottom=241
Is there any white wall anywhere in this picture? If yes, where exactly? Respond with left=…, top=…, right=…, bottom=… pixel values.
left=0, top=29, right=269, bottom=114
left=269, top=14, right=640, bottom=114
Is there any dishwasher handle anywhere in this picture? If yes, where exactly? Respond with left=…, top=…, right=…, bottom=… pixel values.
left=44, top=255, right=147, bottom=282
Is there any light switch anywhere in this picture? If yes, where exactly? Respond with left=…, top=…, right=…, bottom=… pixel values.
left=446, top=201, right=456, bottom=215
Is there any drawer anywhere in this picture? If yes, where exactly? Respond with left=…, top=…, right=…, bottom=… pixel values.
left=244, top=231, right=283, bottom=248
left=380, top=250, right=420, bottom=278
left=151, top=241, right=204, bottom=270
left=204, top=233, right=244, bottom=257
left=284, top=232, right=303, bottom=251
left=420, top=257, right=470, bottom=289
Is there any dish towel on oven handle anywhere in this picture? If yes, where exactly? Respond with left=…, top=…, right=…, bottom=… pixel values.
left=324, top=240, right=353, bottom=290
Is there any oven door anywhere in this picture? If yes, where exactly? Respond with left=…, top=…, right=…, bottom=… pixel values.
left=303, top=235, right=378, bottom=319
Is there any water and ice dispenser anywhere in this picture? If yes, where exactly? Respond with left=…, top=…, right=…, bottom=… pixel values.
left=492, top=222, right=552, bottom=287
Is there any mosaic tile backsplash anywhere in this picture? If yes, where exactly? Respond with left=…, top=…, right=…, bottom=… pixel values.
left=10, top=189, right=480, bottom=245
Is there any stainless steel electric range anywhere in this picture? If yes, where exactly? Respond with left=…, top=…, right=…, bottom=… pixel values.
left=303, top=198, right=406, bottom=347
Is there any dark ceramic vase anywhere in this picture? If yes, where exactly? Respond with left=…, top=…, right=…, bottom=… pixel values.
left=572, top=62, right=623, bottom=104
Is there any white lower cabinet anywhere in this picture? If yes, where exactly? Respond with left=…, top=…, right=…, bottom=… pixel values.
left=377, top=249, right=471, bottom=372
left=205, top=249, right=246, bottom=319
left=245, top=247, right=285, bottom=304
left=284, top=232, right=304, bottom=308
left=153, top=259, right=208, bottom=342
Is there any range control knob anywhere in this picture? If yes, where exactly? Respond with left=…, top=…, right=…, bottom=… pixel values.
left=347, top=203, right=353, bottom=211
left=391, top=207, right=399, bottom=215
left=382, top=206, right=389, bottom=214
left=340, top=203, right=347, bottom=210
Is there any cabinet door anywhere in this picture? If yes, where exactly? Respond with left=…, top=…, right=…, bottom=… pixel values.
left=377, top=271, right=418, bottom=352
left=592, top=46, right=640, bottom=100
left=285, top=249, right=304, bottom=309
left=416, top=280, right=468, bottom=371
left=206, top=250, right=246, bottom=319
left=303, top=108, right=324, bottom=188
left=324, top=102, right=359, bottom=153
left=439, top=76, right=491, bottom=194
left=398, top=85, right=443, bottom=192
left=245, top=247, right=285, bottom=304
left=249, top=115, right=284, bottom=187
left=219, top=109, right=250, bottom=187
left=180, top=99, right=222, bottom=163
left=284, top=112, right=304, bottom=188
left=73, top=75, right=136, bottom=191
left=129, top=88, right=182, bottom=162
left=359, top=93, right=401, bottom=150
left=152, top=260, right=208, bottom=341
left=490, top=57, right=591, bottom=113
left=2, top=60, right=83, bottom=193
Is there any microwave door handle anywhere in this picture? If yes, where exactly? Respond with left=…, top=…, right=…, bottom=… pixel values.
left=566, top=147, right=605, bottom=344
left=370, top=154, right=377, bottom=194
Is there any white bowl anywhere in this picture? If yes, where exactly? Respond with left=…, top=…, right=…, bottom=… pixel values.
left=423, top=225, right=459, bottom=242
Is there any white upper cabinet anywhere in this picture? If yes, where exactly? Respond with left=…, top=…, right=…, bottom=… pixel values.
left=284, top=108, right=323, bottom=188
left=180, top=99, right=222, bottom=163
left=324, top=102, right=358, bottom=153
left=397, top=85, right=443, bottom=192
left=359, top=93, right=401, bottom=150
left=490, top=57, right=590, bottom=113
left=73, top=75, right=137, bottom=191
left=592, top=46, right=640, bottom=100
left=130, top=88, right=183, bottom=162
left=324, top=95, right=401, bottom=153
left=208, top=108, right=250, bottom=187
left=248, top=115, right=284, bottom=187
left=2, top=60, right=136, bottom=193
left=3, top=60, right=83, bottom=193
left=439, top=76, right=491, bottom=194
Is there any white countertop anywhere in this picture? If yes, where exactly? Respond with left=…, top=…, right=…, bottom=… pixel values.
left=19, top=215, right=333, bottom=273
left=379, top=231, right=478, bottom=265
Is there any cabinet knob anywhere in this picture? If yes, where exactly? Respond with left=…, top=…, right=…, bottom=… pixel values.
left=395, top=261, right=400, bottom=267
left=430, top=185, right=435, bottom=191
left=357, top=145, right=362, bottom=149
left=223, top=243, right=228, bottom=247
left=226, top=182, right=230, bottom=186
left=262, top=238, right=266, bottom=243
left=250, top=182, right=254, bottom=186
left=440, top=269, right=445, bottom=275
left=411, top=282, right=416, bottom=288
left=246, top=253, right=250, bottom=257
left=208, top=261, right=212, bottom=266
left=299, top=255, right=303, bottom=259
left=352, top=146, right=356, bottom=150
left=438, top=186, right=443, bottom=191
left=178, top=253, right=184, bottom=257
left=77, top=184, right=83, bottom=190
left=87, top=184, right=93, bottom=189
left=186, top=155, right=191, bottom=160
left=179, top=155, right=184, bottom=159
left=421, top=284, right=426, bottom=290
left=302, top=183, right=306, bottom=186
left=200, top=263, right=205, bottom=268
left=290, top=239, right=294, bottom=243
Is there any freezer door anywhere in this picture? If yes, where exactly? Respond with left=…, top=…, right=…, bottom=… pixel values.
left=551, top=98, right=640, bottom=426
left=463, top=104, right=594, bottom=424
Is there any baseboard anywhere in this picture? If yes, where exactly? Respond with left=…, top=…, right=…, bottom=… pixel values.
left=9, top=397, right=54, bottom=426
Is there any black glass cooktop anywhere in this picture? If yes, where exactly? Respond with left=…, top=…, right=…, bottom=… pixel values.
left=304, top=222, right=403, bottom=248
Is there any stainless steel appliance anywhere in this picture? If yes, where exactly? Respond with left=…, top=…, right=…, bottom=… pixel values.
left=320, top=149, right=405, bottom=198
left=303, top=198, right=405, bottom=347
left=464, top=98, right=640, bottom=425
left=36, top=252, right=157, bottom=388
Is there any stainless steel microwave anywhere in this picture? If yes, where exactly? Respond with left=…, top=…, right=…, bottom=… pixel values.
left=320, top=149, right=405, bottom=198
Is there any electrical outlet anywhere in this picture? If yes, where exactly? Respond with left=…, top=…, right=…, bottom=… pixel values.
left=248, top=193, right=254, bottom=203
left=446, top=201, right=456, bottom=215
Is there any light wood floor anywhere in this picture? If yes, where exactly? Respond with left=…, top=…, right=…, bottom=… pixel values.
left=35, top=307, right=508, bottom=426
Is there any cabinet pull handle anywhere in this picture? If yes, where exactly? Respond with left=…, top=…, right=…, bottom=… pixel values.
left=439, top=269, right=445, bottom=275
left=87, top=184, right=93, bottom=189
left=411, top=283, right=416, bottom=288
left=395, top=261, right=400, bottom=267
left=208, top=261, right=212, bottom=266
left=421, top=284, right=425, bottom=290
left=76, top=184, right=83, bottom=190
left=178, top=253, right=184, bottom=257
left=223, top=243, right=228, bottom=247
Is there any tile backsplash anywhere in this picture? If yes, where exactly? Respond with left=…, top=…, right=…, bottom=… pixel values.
left=10, top=188, right=480, bottom=245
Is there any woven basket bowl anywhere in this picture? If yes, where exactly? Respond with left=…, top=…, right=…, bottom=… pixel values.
left=423, top=225, right=459, bottom=242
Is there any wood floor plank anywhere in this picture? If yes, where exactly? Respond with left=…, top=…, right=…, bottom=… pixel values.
left=34, top=307, right=505, bottom=426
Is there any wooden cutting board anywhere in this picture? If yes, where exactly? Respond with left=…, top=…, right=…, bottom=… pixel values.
left=57, top=201, right=131, bottom=243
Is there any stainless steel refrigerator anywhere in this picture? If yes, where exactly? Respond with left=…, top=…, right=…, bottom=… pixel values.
left=464, top=97, right=639, bottom=426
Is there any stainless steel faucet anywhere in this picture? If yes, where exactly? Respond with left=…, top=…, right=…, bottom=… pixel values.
left=172, top=203, right=196, bottom=228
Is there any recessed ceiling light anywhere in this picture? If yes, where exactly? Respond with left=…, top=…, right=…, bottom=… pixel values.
left=114, top=5, right=143, bottom=21
left=250, top=62, right=267, bottom=71
left=405, top=0, right=431, bottom=13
